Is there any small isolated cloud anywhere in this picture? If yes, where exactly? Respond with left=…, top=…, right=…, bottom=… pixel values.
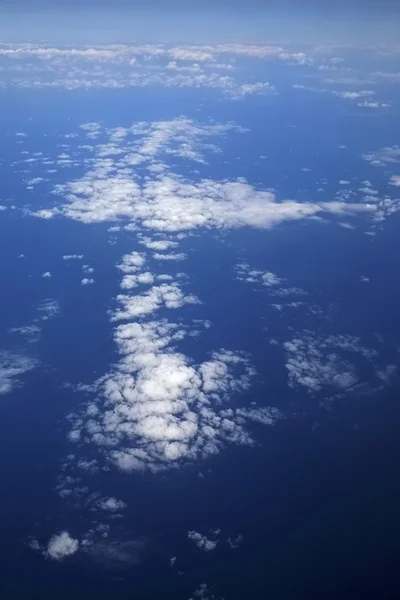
left=46, top=531, right=79, bottom=561
left=42, top=271, right=52, bottom=278
left=188, top=531, right=218, bottom=551
left=189, top=583, right=222, bottom=600
left=389, top=175, right=400, bottom=187
left=153, top=252, right=187, bottom=261
left=236, top=263, right=283, bottom=286
left=81, top=278, right=95, bottom=285
left=139, top=237, right=178, bottom=251
left=357, top=101, right=390, bottom=109
left=63, top=254, right=84, bottom=260
left=97, top=497, right=127, bottom=512
left=360, top=275, right=370, bottom=283
left=227, top=534, right=243, bottom=549
left=0, top=352, right=37, bottom=395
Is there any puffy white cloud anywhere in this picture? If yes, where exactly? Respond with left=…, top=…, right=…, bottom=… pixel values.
left=39, top=173, right=375, bottom=231
left=66, top=315, right=279, bottom=474
left=63, top=254, right=84, bottom=260
left=46, top=531, right=79, bottom=561
left=81, top=278, right=95, bottom=285
left=188, top=531, right=218, bottom=551
left=28, top=117, right=377, bottom=232
left=117, top=251, right=146, bottom=274
left=42, top=271, right=52, bottom=278
left=236, top=263, right=283, bottom=287
left=389, top=175, right=400, bottom=187
left=113, top=284, right=199, bottom=320
left=139, top=237, right=178, bottom=251
left=96, top=497, right=127, bottom=512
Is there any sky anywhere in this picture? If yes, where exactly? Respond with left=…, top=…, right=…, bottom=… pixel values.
left=1, top=0, right=400, bottom=44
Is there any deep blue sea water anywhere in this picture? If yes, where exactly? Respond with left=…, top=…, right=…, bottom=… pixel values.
left=1, top=80, right=400, bottom=600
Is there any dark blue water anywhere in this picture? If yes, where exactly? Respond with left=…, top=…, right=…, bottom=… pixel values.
left=1, top=83, right=400, bottom=599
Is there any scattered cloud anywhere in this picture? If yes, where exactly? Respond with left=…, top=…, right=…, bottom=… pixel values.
left=188, top=531, right=218, bottom=551
left=81, top=278, right=95, bottom=285
left=0, top=352, right=37, bottom=395
left=46, top=531, right=79, bottom=561
left=42, top=271, right=52, bottom=278
left=389, top=175, right=400, bottom=187
left=363, top=146, right=400, bottom=167
left=284, top=333, right=377, bottom=393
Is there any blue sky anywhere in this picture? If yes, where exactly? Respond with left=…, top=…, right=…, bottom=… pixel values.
left=1, top=0, right=400, bottom=44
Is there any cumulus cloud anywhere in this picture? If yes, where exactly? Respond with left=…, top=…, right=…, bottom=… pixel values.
left=139, top=237, right=178, bottom=251
left=81, top=278, right=95, bottom=285
left=236, top=263, right=283, bottom=287
left=363, top=145, right=400, bottom=167
left=46, top=531, right=79, bottom=561
left=284, top=333, right=377, bottom=393
left=188, top=531, right=218, bottom=551
left=389, top=175, right=400, bottom=187
left=27, top=117, right=377, bottom=232
left=0, top=42, right=316, bottom=96
left=42, top=271, right=52, bottom=278
left=113, top=283, right=199, bottom=320
left=66, top=313, right=279, bottom=474
left=0, top=352, right=37, bottom=395
left=96, top=497, right=127, bottom=512
left=189, top=583, right=223, bottom=600
left=63, top=254, right=84, bottom=260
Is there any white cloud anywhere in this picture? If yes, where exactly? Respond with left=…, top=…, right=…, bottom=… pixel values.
left=117, top=251, right=146, bottom=273
left=284, top=333, right=377, bottom=393
left=334, top=90, right=375, bottom=99
left=63, top=254, right=84, bottom=260
left=81, top=278, right=95, bottom=285
left=66, top=316, right=279, bottom=474
left=42, top=271, right=52, bottom=278
left=389, top=175, right=400, bottom=187
left=153, top=252, right=187, bottom=261
left=96, top=497, right=127, bottom=512
left=37, top=298, right=60, bottom=320
left=189, top=583, right=222, bottom=600
left=46, top=531, right=79, bottom=561
left=188, top=531, right=218, bottom=551
left=357, top=101, right=390, bottom=108
left=236, top=263, right=283, bottom=287
left=28, top=118, right=377, bottom=232
left=363, top=146, right=400, bottom=167
left=0, top=352, right=37, bottom=395
left=113, top=284, right=199, bottom=320
left=139, top=237, right=178, bottom=251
